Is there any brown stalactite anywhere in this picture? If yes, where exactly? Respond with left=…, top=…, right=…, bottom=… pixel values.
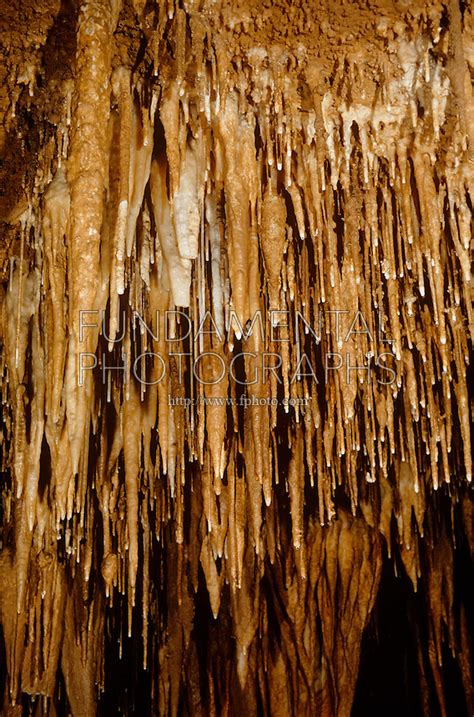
left=0, top=0, right=473, bottom=714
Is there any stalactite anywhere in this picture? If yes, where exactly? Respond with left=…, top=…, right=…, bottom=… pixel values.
left=0, top=0, right=472, bottom=714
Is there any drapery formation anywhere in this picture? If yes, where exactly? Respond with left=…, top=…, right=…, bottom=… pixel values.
left=0, top=0, right=472, bottom=714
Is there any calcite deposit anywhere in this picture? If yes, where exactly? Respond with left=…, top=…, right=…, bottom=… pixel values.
left=0, top=0, right=472, bottom=714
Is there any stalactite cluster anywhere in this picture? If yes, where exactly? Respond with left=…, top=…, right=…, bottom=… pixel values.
left=0, top=0, right=472, bottom=714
